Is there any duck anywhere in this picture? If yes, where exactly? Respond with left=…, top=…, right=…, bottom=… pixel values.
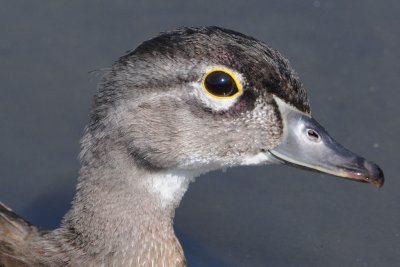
left=0, top=26, right=384, bottom=267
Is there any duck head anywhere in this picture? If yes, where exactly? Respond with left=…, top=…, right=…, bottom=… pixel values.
left=90, top=26, right=384, bottom=187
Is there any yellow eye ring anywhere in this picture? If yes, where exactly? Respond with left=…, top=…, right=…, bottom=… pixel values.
left=201, top=68, right=243, bottom=99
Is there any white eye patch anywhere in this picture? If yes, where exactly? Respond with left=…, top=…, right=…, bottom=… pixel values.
left=189, top=66, right=245, bottom=111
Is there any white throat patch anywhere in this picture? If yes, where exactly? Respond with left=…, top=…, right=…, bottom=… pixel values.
left=147, top=170, right=198, bottom=208
left=241, top=152, right=277, bottom=166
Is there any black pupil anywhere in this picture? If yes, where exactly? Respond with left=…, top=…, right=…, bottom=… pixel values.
left=204, top=71, right=238, bottom=97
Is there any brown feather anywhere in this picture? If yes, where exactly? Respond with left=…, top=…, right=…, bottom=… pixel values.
left=0, top=202, right=40, bottom=267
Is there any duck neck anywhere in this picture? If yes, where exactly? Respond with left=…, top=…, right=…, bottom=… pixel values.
left=56, top=140, right=194, bottom=266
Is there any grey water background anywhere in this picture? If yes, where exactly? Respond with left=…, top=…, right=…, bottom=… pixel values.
left=0, top=0, right=399, bottom=266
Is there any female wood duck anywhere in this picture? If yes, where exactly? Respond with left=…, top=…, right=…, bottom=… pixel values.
left=0, top=26, right=384, bottom=267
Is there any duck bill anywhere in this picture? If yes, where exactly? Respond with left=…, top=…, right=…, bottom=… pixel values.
left=269, top=98, right=384, bottom=188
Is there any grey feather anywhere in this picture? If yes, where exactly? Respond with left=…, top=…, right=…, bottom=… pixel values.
left=0, top=26, right=308, bottom=266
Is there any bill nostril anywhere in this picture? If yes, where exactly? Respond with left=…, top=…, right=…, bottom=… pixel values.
left=306, top=129, right=320, bottom=142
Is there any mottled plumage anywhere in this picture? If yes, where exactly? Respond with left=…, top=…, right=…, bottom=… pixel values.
left=0, top=26, right=383, bottom=267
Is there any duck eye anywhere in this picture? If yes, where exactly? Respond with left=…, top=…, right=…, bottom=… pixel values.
left=203, top=70, right=241, bottom=98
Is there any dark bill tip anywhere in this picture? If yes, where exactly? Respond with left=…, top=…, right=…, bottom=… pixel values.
left=362, top=160, right=385, bottom=188
left=337, top=157, right=384, bottom=188
left=270, top=97, right=385, bottom=188
left=270, top=150, right=385, bottom=188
